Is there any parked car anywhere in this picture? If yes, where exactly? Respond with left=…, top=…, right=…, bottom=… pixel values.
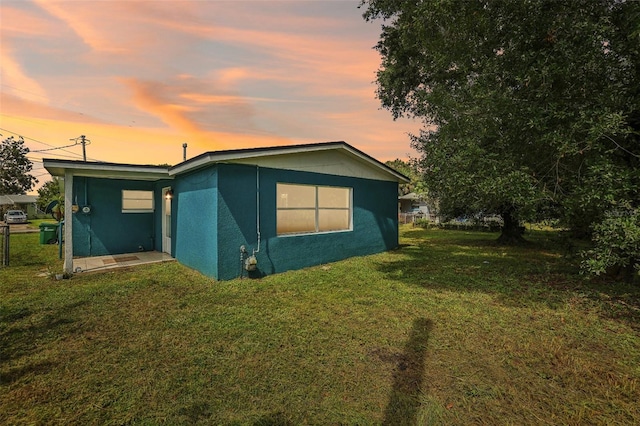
left=4, top=209, right=28, bottom=224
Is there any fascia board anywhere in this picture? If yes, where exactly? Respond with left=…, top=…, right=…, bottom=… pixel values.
left=170, top=143, right=410, bottom=183
left=339, top=145, right=411, bottom=183
left=44, top=160, right=171, bottom=181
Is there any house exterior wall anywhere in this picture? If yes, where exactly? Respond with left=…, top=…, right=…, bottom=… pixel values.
left=214, top=163, right=399, bottom=280
left=71, top=177, right=171, bottom=257
left=24, top=203, right=38, bottom=219
left=67, top=161, right=399, bottom=281
left=228, top=149, right=400, bottom=182
left=172, top=166, right=219, bottom=278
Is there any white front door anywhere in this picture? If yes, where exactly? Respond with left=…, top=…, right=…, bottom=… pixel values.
left=162, top=187, right=172, bottom=255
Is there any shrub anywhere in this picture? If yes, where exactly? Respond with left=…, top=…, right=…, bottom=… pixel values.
left=581, top=208, right=640, bottom=282
left=413, top=218, right=436, bottom=229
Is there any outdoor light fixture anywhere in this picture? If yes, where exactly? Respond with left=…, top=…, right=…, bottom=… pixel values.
left=165, top=189, right=173, bottom=199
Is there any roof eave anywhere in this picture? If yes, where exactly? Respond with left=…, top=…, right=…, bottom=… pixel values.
left=43, top=159, right=172, bottom=181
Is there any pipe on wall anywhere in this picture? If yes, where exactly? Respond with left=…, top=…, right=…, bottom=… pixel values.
left=254, top=165, right=261, bottom=255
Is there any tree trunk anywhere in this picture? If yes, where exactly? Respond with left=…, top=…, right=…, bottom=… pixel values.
left=497, top=208, right=526, bottom=245
left=614, top=263, right=640, bottom=284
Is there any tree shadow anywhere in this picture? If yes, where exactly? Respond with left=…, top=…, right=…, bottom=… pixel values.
left=379, top=318, right=432, bottom=426
left=0, top=301, right=87, bottom=362
left=385, top=228, right=640, bottom=328
left=253, top=411, right=294, bottom=426
left=0, top=360, right=57, bottom=384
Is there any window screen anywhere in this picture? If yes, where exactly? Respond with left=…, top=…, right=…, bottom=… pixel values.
left=122, top=190, right=154, bottom=213
left=277, top=183, right=351, bottom=235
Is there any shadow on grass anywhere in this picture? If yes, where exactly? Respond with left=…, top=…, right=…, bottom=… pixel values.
left=0, top=360, right=57, bottom=384
left=0, top=301, right=87, bottom=362
left=378, top=318, right=432, bottom=426
left=386, top=228, right=640, bottom=327
left=253, top=412, right=294, bottom=426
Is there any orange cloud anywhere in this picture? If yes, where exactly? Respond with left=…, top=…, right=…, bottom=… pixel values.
left=122, top=78, right=204, bottom=135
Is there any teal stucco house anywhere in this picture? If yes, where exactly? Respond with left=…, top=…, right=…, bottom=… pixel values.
left=44, top=141, right=408, bottom=280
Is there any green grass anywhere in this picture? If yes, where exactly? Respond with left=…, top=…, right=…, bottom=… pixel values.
left=1, top=226, right=639, bottom=425
left=24, top=218, right=59, bottom=230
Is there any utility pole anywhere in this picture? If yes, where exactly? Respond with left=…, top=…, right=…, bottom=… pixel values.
left=80, top=135, right=87, bottom=161
left=70, top=135, right=90, bottom=161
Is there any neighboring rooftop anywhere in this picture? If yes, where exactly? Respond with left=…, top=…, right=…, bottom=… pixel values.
left=0, top=194, right=38, bottom=205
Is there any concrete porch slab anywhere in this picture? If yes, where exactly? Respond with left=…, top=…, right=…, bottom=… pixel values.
left=72, top=251, right=175, bottom=273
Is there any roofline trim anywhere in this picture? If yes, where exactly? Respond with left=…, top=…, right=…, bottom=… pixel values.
left=43, top=159, right=171, bottom=180
left=42, top=142, right=410, bottom=183
left=169, top=141, right=410, bottom=182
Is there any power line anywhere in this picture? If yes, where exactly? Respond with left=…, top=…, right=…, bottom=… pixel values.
left=0, top=83, right=49, bottom=101
left=0, top=127, right=61, bottom=149
left=1, top=83, right=147, bottom=127
left=27, top=152, right=90, bottom=161
left=30, top=141, right=81, bottom=153
left=1, top=128, right=100, bottom=161
left=1, top=127, right=85, bottom=159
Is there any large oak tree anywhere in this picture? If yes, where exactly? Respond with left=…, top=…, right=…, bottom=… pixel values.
left=362, top=0, right=640, bottom=247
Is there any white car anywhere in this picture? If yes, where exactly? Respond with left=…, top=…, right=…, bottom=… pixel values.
left=4, top=209, right=28, bottom=224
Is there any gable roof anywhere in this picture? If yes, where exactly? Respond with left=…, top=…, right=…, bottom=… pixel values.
left=170, top=141, right=410, bottom=183
left=43, top=142, right=409, bottom=183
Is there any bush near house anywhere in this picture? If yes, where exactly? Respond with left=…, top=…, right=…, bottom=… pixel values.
left=582, top=208, right=640, bottom=282
left=414, top=218, right=503, bottom=233
left=1, top=227, right=639, bottom=424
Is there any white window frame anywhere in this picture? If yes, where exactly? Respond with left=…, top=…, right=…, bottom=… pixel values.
left=122, top=190, right=154, bottom=213
left=277, top=183, right=352, bottom=236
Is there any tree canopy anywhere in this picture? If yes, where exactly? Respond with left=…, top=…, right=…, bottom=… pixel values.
left=0, top=136, right=37, bottom=195
left=363, top=0, right=640, bottom=250
left=385, top=158, right=428, bottom=195
left=37, top=177, right=62, bottom=210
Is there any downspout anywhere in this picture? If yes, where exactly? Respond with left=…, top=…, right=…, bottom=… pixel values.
left=84, top=178, right=91, bottom=255
left=241, top=166, right=261, bottom=275
left=254, top=165, right=261, bottom=255
left=63, top=170, right=74, bottom=275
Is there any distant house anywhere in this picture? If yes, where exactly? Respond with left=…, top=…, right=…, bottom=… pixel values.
left=44, top=141, right=409, bottom=280
left=399, top=192, right=437, bottom=216
left=0, top=194, right=38, bottom=218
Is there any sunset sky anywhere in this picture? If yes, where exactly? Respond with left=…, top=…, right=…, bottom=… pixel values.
left=0, top=0, right=421, bottom=191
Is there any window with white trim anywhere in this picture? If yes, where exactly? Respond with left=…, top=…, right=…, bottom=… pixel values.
left=122, top=190, right=154, bottom=213
left=277, top=183, right=351, bottom=235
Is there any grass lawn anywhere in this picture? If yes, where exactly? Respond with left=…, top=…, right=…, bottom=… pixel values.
left=1, top=226, right=639, bottom=425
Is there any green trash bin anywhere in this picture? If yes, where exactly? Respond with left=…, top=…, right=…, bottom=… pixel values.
left=39, top=223, right=59, bottom=244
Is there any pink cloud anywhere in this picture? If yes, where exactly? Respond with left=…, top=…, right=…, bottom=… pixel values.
left=0, top=3, right=61, bottom=37
left=0, top=43, right=49, bottom=103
